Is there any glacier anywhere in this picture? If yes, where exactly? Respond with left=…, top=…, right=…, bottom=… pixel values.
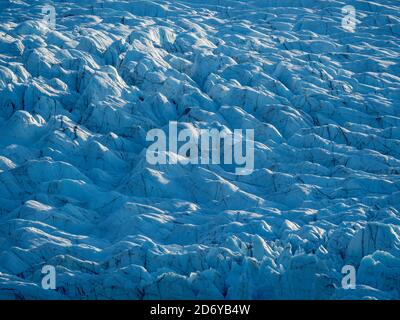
left=0, top=0, right=400, bottom=300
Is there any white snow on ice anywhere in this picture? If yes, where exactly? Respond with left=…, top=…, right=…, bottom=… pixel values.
left=0, top=0, right=400, bottom=299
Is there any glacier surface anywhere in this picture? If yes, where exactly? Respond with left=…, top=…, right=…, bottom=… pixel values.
left=0, top=0, right=400, bottom=299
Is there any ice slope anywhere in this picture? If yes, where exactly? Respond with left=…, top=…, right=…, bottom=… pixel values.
left=0, top=0, right=400, bottom=300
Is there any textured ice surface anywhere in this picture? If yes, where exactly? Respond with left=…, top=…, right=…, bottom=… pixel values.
left=0, top=0, right=400, bottom=300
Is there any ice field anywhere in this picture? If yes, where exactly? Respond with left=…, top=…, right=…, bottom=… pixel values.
left=0, top=0, right=400, bottom=299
